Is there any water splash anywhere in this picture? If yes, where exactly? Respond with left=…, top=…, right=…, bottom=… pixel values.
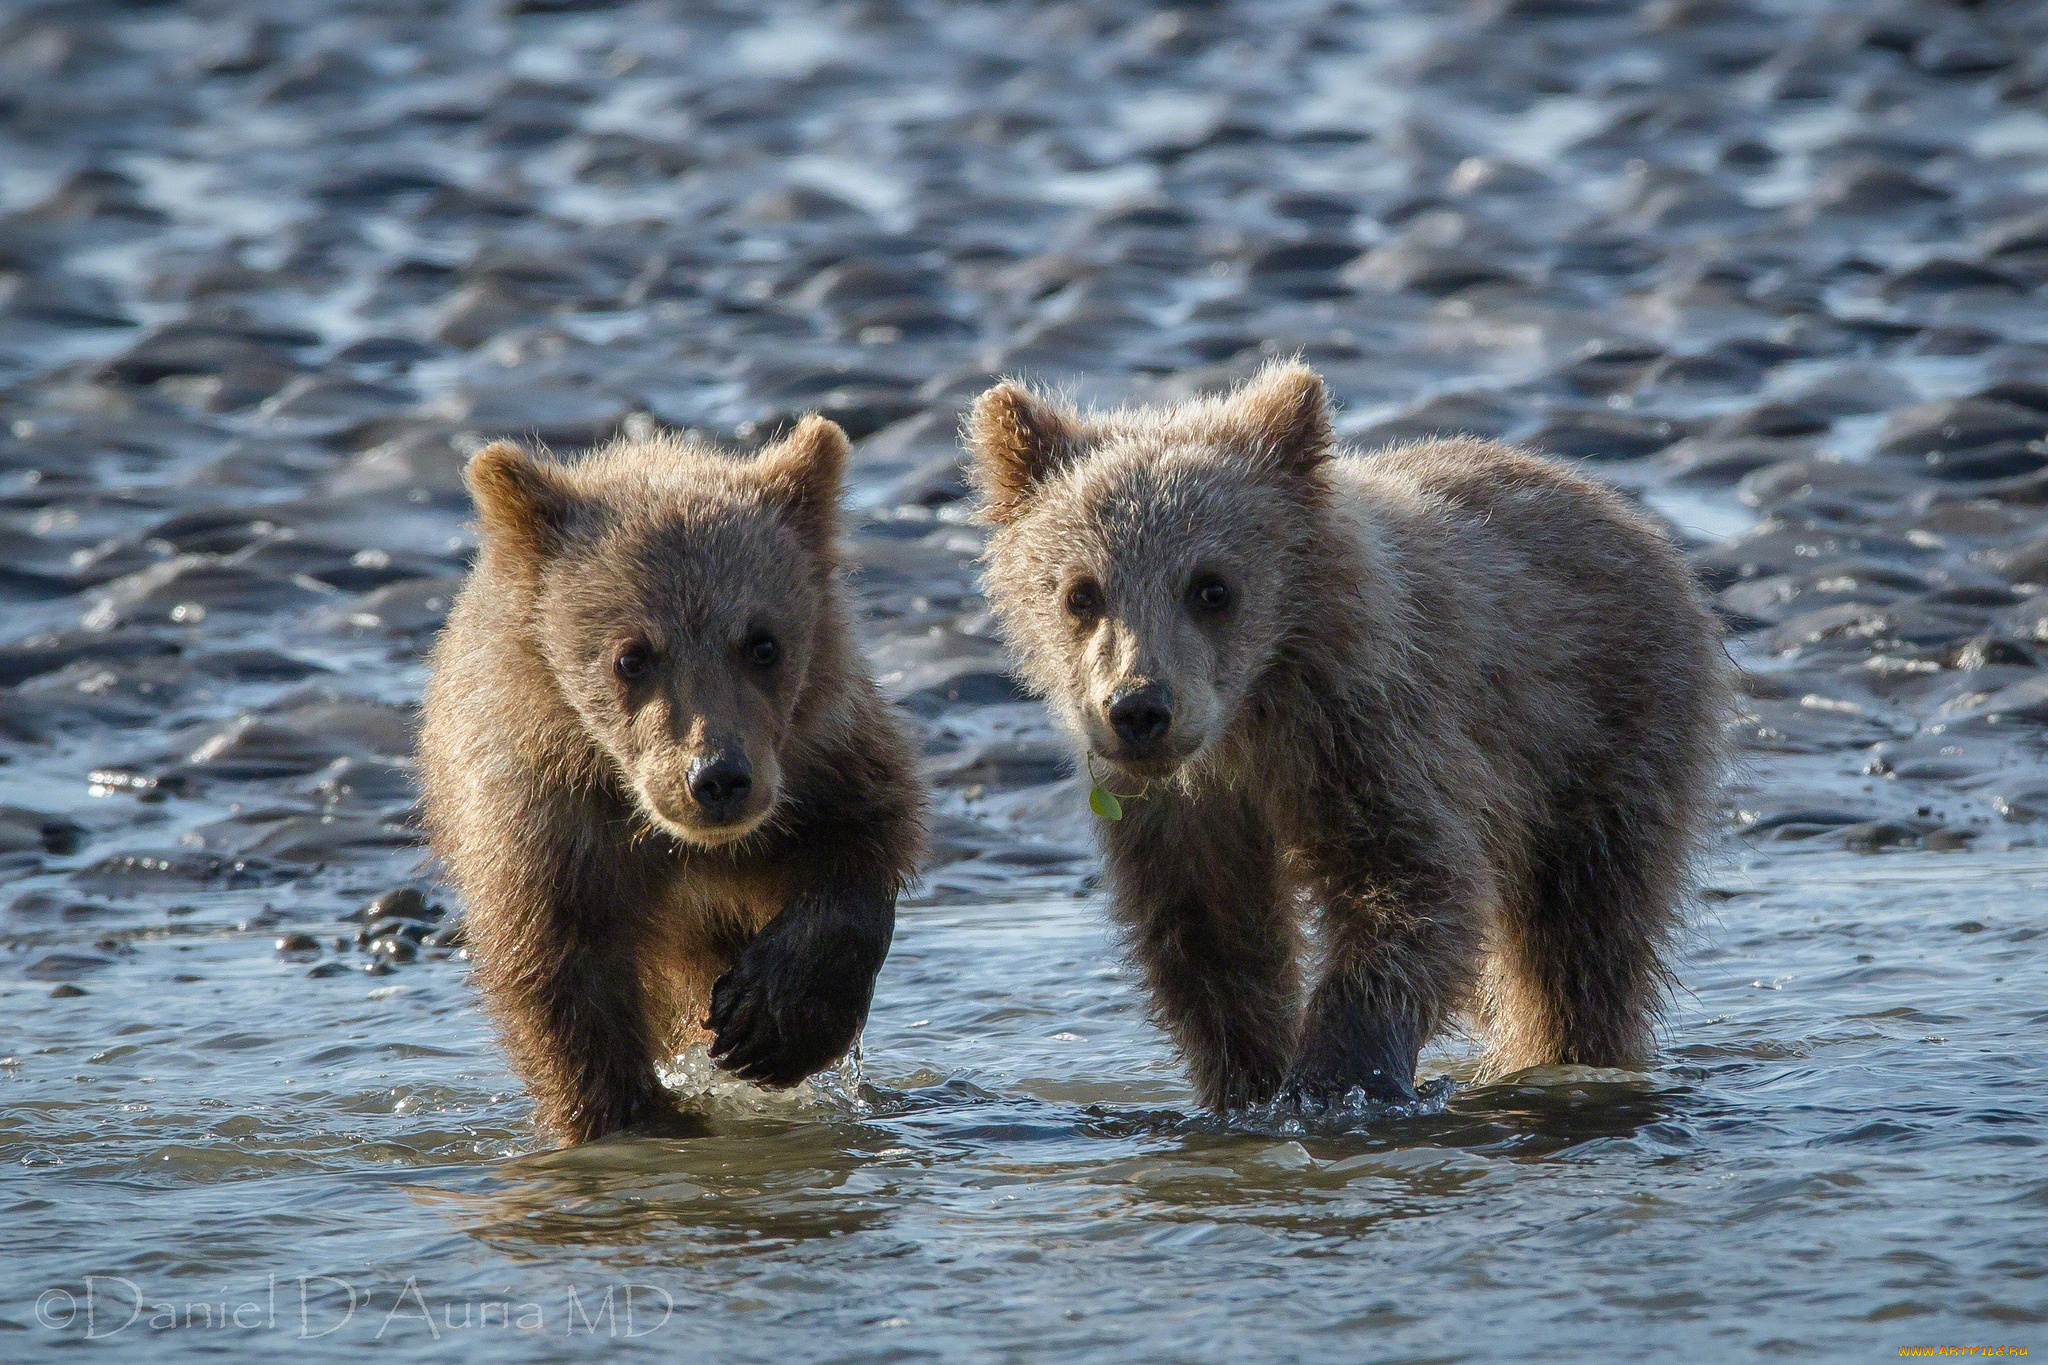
left=657, top=1036, right=872, bottom=1118
left=1233, top=1075, right=1460, bottom=1137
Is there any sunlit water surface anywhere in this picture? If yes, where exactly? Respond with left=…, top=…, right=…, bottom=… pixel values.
left=6, top=851, right=2044, bottom=1361
left=6, top=0, right=2048, bottom=1357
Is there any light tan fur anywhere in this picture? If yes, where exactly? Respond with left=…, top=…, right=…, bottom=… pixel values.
left=969, top=364, right=1728, bottom=1109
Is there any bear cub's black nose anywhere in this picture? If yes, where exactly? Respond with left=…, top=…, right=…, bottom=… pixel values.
left=688, top=753, right=754, bottom=820
left=1108, top=684, right=1174, bottom=756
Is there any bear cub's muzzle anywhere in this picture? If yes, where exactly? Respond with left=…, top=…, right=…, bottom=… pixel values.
left=1106, top=682, right=1174, bottom=760
left=686, top=750, right=755, bottom=825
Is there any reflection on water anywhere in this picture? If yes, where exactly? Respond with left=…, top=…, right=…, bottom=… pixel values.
left=9, top=857, right=2046, bottom=1359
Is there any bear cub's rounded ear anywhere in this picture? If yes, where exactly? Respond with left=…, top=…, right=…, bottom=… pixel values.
left=965, top=381, right=1081, bottom=525
left=467, top=440, right=575, bottom=560
left=1229, top=362, right=1332, bottom=478
left=754, top=414, right=851, bottom=552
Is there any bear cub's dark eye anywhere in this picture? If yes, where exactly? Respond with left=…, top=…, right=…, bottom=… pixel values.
left=614, top=642, right=655, bottom=683
left=1189, top=572, right=1232, bottom=614
left=1065, top=579, right=1103, bottom=621
left=745, top=632, right=780, bottom=669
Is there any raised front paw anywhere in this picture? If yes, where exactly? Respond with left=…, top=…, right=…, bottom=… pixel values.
left=705, top=913, right=879, bottom=1088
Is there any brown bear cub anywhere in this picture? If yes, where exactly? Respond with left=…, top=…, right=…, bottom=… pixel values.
left=969, top=364, right=1727, bottom=1112
left=420, top=418, right=924, bottom=1146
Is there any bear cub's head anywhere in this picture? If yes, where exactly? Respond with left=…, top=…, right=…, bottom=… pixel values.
left=467, top=417, right=851, bottom=847
left=969, top=363, right=1334, bottom=781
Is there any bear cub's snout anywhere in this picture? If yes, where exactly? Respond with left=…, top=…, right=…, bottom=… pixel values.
left=686, top=751, right=755, bottom=823
left=1105, top=683, right=1174, bottom=759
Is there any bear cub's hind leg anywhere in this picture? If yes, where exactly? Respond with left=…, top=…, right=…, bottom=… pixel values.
left=1483, top=792, right=1687, bottom=1077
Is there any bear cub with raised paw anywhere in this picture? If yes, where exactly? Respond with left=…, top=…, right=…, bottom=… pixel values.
left=969, top=364, right=1727, bottom=1112
left=421, top=417, right=924, bottom=1145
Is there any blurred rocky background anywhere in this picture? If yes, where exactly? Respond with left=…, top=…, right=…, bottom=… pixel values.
left=3, top=0, right=2048, bottom=982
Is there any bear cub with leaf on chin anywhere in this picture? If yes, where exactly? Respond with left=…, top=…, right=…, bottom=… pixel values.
left=968, top=364, right=1726, bottom=1112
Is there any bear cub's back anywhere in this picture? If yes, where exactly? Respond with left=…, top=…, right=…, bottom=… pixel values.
left=1326, top=436, right=1722, bottom=755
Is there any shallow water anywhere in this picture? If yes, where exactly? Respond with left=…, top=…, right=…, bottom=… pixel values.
left=4, top=0, right=2048, bottom=1359
left=8, top=853, right=2046, bottom=1359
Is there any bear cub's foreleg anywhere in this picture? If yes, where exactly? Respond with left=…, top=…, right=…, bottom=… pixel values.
left=1104, top=777, right=1490, bottom=1111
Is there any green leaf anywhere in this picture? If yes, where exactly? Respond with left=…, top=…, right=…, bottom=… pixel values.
left=1088, top=784, right=1124, bottom=821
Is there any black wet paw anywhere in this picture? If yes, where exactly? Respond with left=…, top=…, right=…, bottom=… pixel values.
left=1276, top=1065, right=1416, bottom=1113
left=705, top=913, right=879, bottom=1088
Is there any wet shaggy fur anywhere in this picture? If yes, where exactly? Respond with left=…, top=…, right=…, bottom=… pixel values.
left=969, top=364, right=1728, bottom=1110
left=420, top=419, right=924, bottom=1145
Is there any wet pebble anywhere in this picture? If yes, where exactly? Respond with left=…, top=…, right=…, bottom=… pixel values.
left=343, top=887, right=433, bottom=924
left=367, top=936, right=418, bottom=962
